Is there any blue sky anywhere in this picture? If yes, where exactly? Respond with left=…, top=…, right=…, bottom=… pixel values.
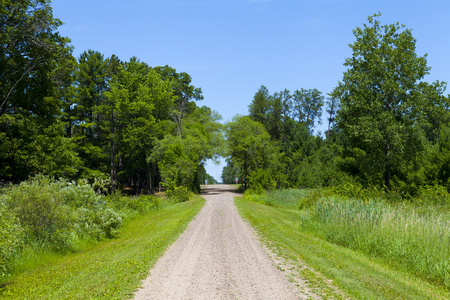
left=52, top=0, right=450, bottom=182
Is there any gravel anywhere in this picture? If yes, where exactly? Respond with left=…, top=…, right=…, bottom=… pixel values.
left=134, top=185, right=308, bottom=299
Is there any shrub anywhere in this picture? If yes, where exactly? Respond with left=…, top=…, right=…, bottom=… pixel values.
left=248, top=168, right=276, bottom=194
left=75, top=208, right=122, bottom=240
left=2, top=175, right=122, bottom=250
left=105, top=193, right=161, bottom=216
left=166, top=186, right=193, bottom=203
left=415, top=185, right=450, bottom=206
left=0, top=197, right=24, bottom=277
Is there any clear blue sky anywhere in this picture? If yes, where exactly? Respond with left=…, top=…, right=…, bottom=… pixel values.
left=52, top=0, right=450, bottom=182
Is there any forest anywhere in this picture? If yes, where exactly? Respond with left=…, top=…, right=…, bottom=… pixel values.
left=2, top=1, right=449, bottom=199
left=0, top=0, right=223, bottom=195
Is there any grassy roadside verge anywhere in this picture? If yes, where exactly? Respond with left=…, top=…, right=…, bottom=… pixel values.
left=235, top=196, right=450, bottom=299
left=0, top=196, right=204, bottom=299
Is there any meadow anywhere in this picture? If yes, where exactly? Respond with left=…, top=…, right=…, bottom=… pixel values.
left=236, top=187, right=450, bottom=298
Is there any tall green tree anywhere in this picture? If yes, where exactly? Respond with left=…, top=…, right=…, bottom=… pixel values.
left=106, top=59, right=174, bottom=194
left=291, top=88, right=324, bottom=133
left=226, top=115, right=284, bottom=190
left=0, top=0, right=79, bottom=182
left=0, top=0, right=71, bottom=117
left=72, top=50, right=111, bottom=177
left=153, top=65, right=203, bottom=137
left=152, top=106, right=223, bottom=193
left=332, top=13, right=447, bottom=190
left=248, top=85, right=271, bottom=126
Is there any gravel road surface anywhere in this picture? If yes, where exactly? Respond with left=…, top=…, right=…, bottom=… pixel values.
left=134, top=185, right=305, bottom=299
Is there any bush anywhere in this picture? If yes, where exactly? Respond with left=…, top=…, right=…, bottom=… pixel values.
left=1, top=175, right=122, bottom=250
left=166, top=186, right=193, bottom=203
left=105, top=193, right=161, bottom=217
left=0, top=197, right=24, bottom=277
left=75, top=208, right=122, bottom=240
left=248, top=168, right=276, bottom=194
left=415, top=185, right=450, bottom=206
left=298, top=188, right=335, bottom=210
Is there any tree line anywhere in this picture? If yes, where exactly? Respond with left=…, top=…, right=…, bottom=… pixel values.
left=0, top=0, right=223, bottom=194
left=224, top=13, right=450, bottom=198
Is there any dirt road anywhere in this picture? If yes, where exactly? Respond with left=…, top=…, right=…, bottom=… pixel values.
left=134, top=185, right=305, bottom=299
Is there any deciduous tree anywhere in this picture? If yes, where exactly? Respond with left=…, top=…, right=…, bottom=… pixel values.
left=332, top=13, right=447, bottom=190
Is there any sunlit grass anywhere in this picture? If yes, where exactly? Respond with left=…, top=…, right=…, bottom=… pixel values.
left=245, top=188, right=307, bottom=209
left=236, top=194, right=450, bottom=299
left=312, top=198, right=450, bottom=288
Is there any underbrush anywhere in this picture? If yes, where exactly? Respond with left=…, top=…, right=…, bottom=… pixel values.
left=0, top=175, right=175, bottom=281
left=0, top=175, right=121, bottom=279
left=105, top=193, right=162, bottom=220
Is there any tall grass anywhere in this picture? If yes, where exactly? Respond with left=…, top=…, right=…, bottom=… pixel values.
left=310, top=198, right=450, bottom=288
left=236, top=196, right=450, bottom=299
left=247, top=187, right=450, bottom=289
left=245, top=189, right=307, bottom=210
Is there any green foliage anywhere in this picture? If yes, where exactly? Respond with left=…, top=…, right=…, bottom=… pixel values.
left=153, top=106, right=223, bottom=193
left=0, top=117, right=81, bottom=181
left=248, top=85, right=271, bottom=125
left=332, top=13, right=447, bottom=190
left=0, top=198, right=24, bottom=277
left=291, top=88, right=324, bottom=132
left=0, top=0, right=75, bottom=182
left=105, top=59, right=176, bottom=193
left=415, top=185, right=450, bottom=206
left=166, top=186, right=194, bottom=203
left=247, top=168, right=276, bottom=194
left=1, top=175, right=122, bottom=251
left=226, top=115, right=284, bottom=191
left=0, top=196, right=204, bottom=298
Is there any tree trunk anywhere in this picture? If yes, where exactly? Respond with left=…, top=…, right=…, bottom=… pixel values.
left=110, top=108, right=116, bottom=193
left=384, top=142, right=391, bottom=191
left=110, top=138, right=116, bottom=193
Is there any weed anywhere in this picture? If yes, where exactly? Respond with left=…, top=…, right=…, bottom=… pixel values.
left=235, top=196, right=450, bottom=299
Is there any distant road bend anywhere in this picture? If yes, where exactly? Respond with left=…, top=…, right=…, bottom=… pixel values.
left=134, top=184, right=308, bottom=299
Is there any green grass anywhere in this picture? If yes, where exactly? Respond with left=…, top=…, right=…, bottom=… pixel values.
left=312, top=198, right=450, bottom=288
left=0, top=196, right=204, bottom=299
left=245, top=189, right=307, bottom=209
left=235, top=196, right=450, bottom=299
